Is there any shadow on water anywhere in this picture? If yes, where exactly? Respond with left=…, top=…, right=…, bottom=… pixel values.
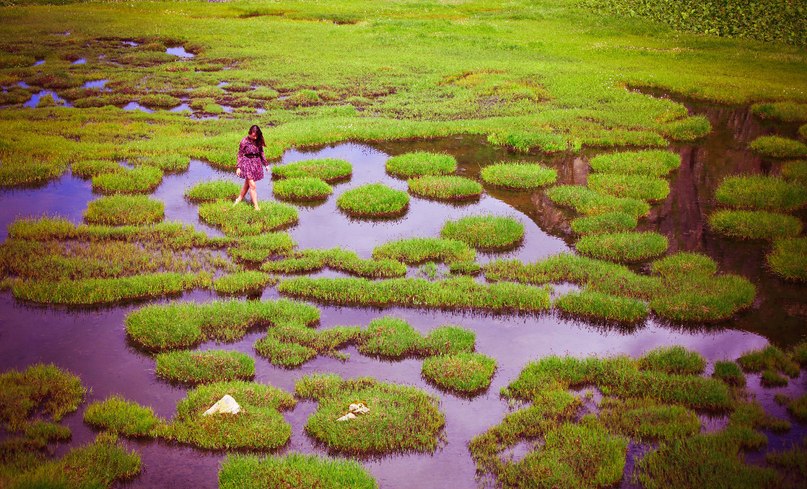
left=0, top=92, right=805, bottom=488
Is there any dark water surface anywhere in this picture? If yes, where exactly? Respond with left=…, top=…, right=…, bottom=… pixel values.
left=0, top=97, right=805, bottom=488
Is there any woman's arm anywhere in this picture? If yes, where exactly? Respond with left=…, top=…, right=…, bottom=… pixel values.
left=236, top=139, right=247, bottom=168
left=259, top=145, right=267, bottom=166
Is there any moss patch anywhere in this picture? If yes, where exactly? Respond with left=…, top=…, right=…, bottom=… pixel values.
left=715, top=175, right=807, bottom=211
left=199, top=200, right=298, bottom=235
left=589, top=150, right=681, bottom=177
left=274, top=177, right=333, bottom=201
left=408, top=175, right=482, bottom=200
left=185, top=180, right=241, bottom=203
left=587, top=173, right=670, bottom=202
left=272, top=158, right=352, bottom=182
left=337, top=183, right=409, bottom=217
left=385, top=152, right=457, bottom=178
left=218, top=453, right=377, bottom=489
left=480, top=162, right=557, bottom=189
left=767, top=237, right=807, bottom=282
left=440, top=215, right=524, bottom=250
left=750, top=135, right=807, bottom=158
left=575, top=231, right=668, bottom=263
left=0, top=364, right=85, bottom=431
left=421, top=352, right=496, bottom=394
left=709, top=210, right=802, bottom=240
left=155, top=350, right=255, bottom=384
left=84, top=195, right=165, bottom=226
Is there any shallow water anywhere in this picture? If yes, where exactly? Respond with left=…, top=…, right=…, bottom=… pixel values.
left=82, top=79, right=108, bottom=90
left=0, top=98, right=805, bottom=488
left=122, top=101, right=154, bottom=113
left=166, top=46, right=195, bottom=58
left=23, top=89, right=71, bottom=108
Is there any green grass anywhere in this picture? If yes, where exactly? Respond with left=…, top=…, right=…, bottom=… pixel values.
left=709, top=210, right=803, bottom=240
left=587, top=173, right=670, bottom=201
left=255, top=323, right=361, bottom=367
left=261, top=248, right=406, bottom=278
left=155, top=350, right=255, bottom=384
left=296, top=374, right=445, bottom=454
left=278, top=276, right=551, bottom=313
left=715, top=175, right=807, bottom=211
left=737, top=345, right=800, bottom=378
left=11, top=272, right=206, bottom=306
left=213, top=271, right=276, bottom=295
left=598, top=398, right=700, bottom=441
left=589, top=150, right=681, bottom=177
left=92, top=165, right=163, bottom=194
left=185, top=180, right=241, bottom=203
left=651, top=252, right=718, bottom=278
left=0, top=364, right=85, bottom=432
left=570, top=211, right=637, bottom=235
left=650, top=272, right=756, bottom=322
left=546, top=185, right=650, bottom=218
left=421, top=352, right=496, bottom=394
left=273, top=177, right=333, bottom=201
left=554, top=289, right=648, bottom=323
left=228, top=233, right=296, bottom=263
left=782, top=160, right=807, bottom=186
left=791, top=341, right=807, bottom=367
left=440, top=214, right=524, bottom=250
left=372, top=237, right=476, bottom=264
left=407, top=175, right=482, bottom=200
left=449, top=260, right=481, bottom=275
left=750, top=136, right=807, bottom=158
left=760, top=369, right=788, bottom=387
left=199, top=200, right=298, bottom=235
left=777, top=394, right=807, bottom=422
left=218, top=453, right=378, bottom=489
left=357, top=316, right=475, bottom=359
left=767, top=237, right=807, bottom=282
left=638, top=346, right=706, bottom=375
left=575, top=231, right=668, bottom=263
left=385, top=152, right=457, bottom=178
left=272, top=158, right=352, bottom=183
left=72, top=159, right=122, bottom=178
left=480, top=162, right=557, bottom=189
left=125, top=298, right=320, bottom=351
left=84, top=195, right=165, bottom=225
left=712, top=361, right=746, bottom=386
left=336, top=183, right=409, bottom=217
left=752, top=102, right=807, bottom=122
left=84, top=396, right=162, bottom=437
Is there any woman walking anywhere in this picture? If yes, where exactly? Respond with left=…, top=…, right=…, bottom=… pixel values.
left=234, top=124, right=268, bottom=210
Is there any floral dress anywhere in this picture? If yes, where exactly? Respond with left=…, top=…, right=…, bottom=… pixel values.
left=236, top=137, right=267, bottom=181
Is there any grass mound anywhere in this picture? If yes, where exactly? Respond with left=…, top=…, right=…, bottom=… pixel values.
left=385, top=152, right=457, bottom=178
left=421, top=352, right=496, bottom=394
left=185, top=180, right=241, bottom=203
left=228, top=233, right=296, bottom=263
left=589, top=150, right=681, bottom=177
left=440, top=215, right=524, bottom=250
left=575, top=231, right=668, bottom=263
left=638, top=346, right=706, bottom=375
left=750, top=135, right=807, bottom=158
left=261, top=248, right=406, bottom=278
left=125, top=299, right=320, bottom=351
left=587, top=174, right=670, bottom=201
left=219, top=453, right=377, bottom=489
left=737, top=345, right=800, bottom=379
left=408, top=175, right=482, bottom=200
left=570, top=212, right=638, bottom=235
left=767, top=237, right=807, bottom=282
left=72, top=159, right=122, bottom=178
left=715, top=175, right=807, bottom=211
left=372, top=237, right=476, bottom=264
left=0, top=364, right=85, bottom=431
left=357, top=317, right=475, bottom=359
left=84, top=195, right=165, bottom=225
left=709, top=210, right=802, bottom=240
left=554, top=289, right=649, bottom=323
left=272, top=158, right=352, bottom=182
left=752, top=102, right=807, bottom=121
left=781, top=160, right=807, bottom=186
left=337, top=183, right=409, bottom=217
left=155, top=350, right=255, bottom=384
left=546, top=185, right=650, bottom=217
left=650, top=252, right=718, bottom=278
left=84, top=396, right=161, bottom=437
left=92, top=166, right=163, bottom=195
left=713, top=361, right=746, bottom=386
left=296, top=374, right=444, bottom=454
left=273, top=177, right=333, bottom=201
left=278, top=276, right=551, bottom=313
left=255, top=323, right=361, bottom=368
left=212, top=271, right=276, bottom=295
left=598, top=398, right=700, bottom=441
left=480, top=162, right=557, bottom=189
left=199, top=200, right=298, bottom=235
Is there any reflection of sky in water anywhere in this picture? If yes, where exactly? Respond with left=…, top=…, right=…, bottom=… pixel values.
left=71, top=58, right=86, bottom=65
left=23, top=90, right=71, bottom=108
left=165, top=46, right=194, bottom=58
left=82, top=79, right=108, bottom=89
left=122, top=101, right=153, bottom=113
left=169, top=103, right=191, bottom=112
left=33, top=59, right=44, bottom=66
left=121, top=40, right=139, bottom=47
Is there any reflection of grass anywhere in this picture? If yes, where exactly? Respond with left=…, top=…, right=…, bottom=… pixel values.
left=272, top=158, right=351, bottom=182
left=273, top=177, right=333, bottom=201
left=440, top=215, right=523, bottom=250
left=715, top=175, right=807, bottom=211
left=575, top=231, right=668, bottom=263
left=199, top=200, right=298, bottom=235
left=547, top=185, right=650, bottom=217
left=155, top=350, right=255, bottom=384
left=422, top=352, right=496, bottom=394
left=589, top=150, right=681, bottom=177
left=219, top=453, right=377, bottom=489
left=372, top=237, right=476, bottom=264
left=408, top=175, right=481, bottom=200
left=587, top=173, right=669, bottom=201
left=84, top=195, right=165, bottom=225
left=750, top=135, right=807, bottom=158
left=709, top=210, right=802, bottom=240
left=185, top=180, right=241, bottom=202
left=385, top=152, right=456, bottom=178
left=480, top=162, right=557, bottom=189
left=767, top=237, right=807, bottom=282
left=336, top=183, right=409, bottom=217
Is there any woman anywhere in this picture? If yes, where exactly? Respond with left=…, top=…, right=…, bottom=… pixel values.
left=234, top=124, right=269, bottom=210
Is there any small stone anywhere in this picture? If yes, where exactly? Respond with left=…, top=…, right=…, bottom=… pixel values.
left=202, top=394, right=241, bottom=416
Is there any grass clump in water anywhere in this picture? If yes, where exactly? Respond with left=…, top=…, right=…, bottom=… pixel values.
left=84, top=396, right=161, bottom=437
left=92, top=166, right=163, bottom=195
left=336, top=183, right=409, bottom=218
left=372, top=237, right=476, bottom=264
left=589, top=150, right=681, bottom=177
left=72, top=159, right=121, bottom=178
left=760, top=369, right=788, bottom=387
left=218, top=453, right=378, bottom=489
left=715, top=175, right=807, bottom=211
left=775, top=394, right=807, bottom=422
left=570, top=211, right=637, bottom=235
left=11, top=272, right=206, bottom=306
left=213, top=271, right=276, bottom=295
left=751, top=101, right=807, bottom=122
left=155, top=350, right=255, bottom=384
left=597, top=398, right=700, bottom=441
left=262, top=248, right=406, bottom=278
left=125, top=298, right=319, bottom=351
left=255, top=323, right=361, bottom=368
left=199, top=200, right=298, bottom=235
left=587, top=174, right=670, bottom=202
left=781, top=160, right=807, bottom=186
left=546, top=185, right=650, bottom=218
left=228, top=233, right=296, bottom=263
left=638, top=346, right=706, bottom=375
left=385, top=152, right=456, bottom=178
left=750, top=135, right=807, bottom=158
left=356, top=316, right=474, bottom=359
left=185, top=180, right=241, bottom=203
left=278, top=276, right=551, bottom=313
left=480, top=162, right=557, bottom=189
left=554, top=289, right=649, bottom=323
left=273, top=177, right=333, bottom=201
left=408, top=175, right=482, bottom=201
left=713, top=361, right=746, bottom=386
left=440, top=215, right=524, bottom=250
left=421, top=352, right=496, bottom=394
left=767, top=237, right=807, bottom=282
left=737, top=345, right=800, bottom=379
left=84, top=195, right=165, bottom=225
left=709, top=210, right=802, bottom=240
left=272, top=158, right=351, bottom=182
left=295, top=373, right=444, bottom=454
left=0, top=364, right=85, bottom=432
left=575, top=231, right=668, bottom=263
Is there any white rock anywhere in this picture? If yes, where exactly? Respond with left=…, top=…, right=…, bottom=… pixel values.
left=202, top=394, right=241, bottom=416
left=337, top=412, right=357, bottom=422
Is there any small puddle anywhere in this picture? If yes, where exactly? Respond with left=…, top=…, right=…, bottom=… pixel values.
left=256, top=107, right=266, bottom=114
left=217, top=81, right=229, bottom=88
left=169, top=103, right=191, bottom=112
left=122, top=101, right=154, bottom=113
left=33, top=59, right=44, bottom=66
left=16, top=81, right=30, bottom=89
left=221, top=105, right=233, bottom=113
left=166, top=46, right=194, bottom=58
left=82, top=79, right=108, bottom=90
left=121, top=40, right=139, bottom=47
left=71, top=58, right=86, bottom=65
left=24, top=90, right=72, bottom=108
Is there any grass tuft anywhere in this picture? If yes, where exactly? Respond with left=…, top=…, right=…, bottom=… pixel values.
left=0, top=364, right=85, bottom=432
left=767, top=237, right=807, bottom=282
left=554, top=289, right=648, bottom=323
left=709, top=210, right=802, bottom=240
left=570, top=211, right=638, bottom=235
left=92, top=166, right=163, bottom=195
left=588, top=173, right=670, bottom=201
left=218, top=453, right=378, bottom=489
left=185, top=180, right=241, bottom=203
left=751, top=101, right=807, bottom=122
left=440, top=215, right=524, bottom=250
left=336, top=183, right=409, bottom=217
left=272, top=158, right=351, bottom=182
left=546, top=185, right=650, bottom=217
left=750, top=136, right=807, bottom=158
left=72, top=159, right=122, bottom=179
left=421, top=352, right=496, bottom=394
left=737, top=345, right=800, bottom=378
left=84, top=396, right=161, bottom=437
left=372, top=237, right=475, bottom=264
left=199, top=200, right=298, bottom=235
left=712, top=361, right=746, bottom=386
left=715, top=175, right=807, bottom=211
left=575, top=231, right=668, bottom=263
left=155, top=350, right=255, bottom=384
left=589, top=150, right=681, bottom=177
left=273, top=177, right=333, bottom=201
left=385, top=152, right=456, bottom=178
left=781, top=160, right=807, bottom=186
left=638, top=346, right=706, bottom=375
left=84, top=195, right=165, bottom=225
left=480, top=162, right=557, bottom=189
left=213, top=271, right=276, bottom=295
left=407, top=175, right=482, bottom=200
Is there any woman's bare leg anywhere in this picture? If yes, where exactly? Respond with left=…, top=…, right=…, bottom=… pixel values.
left=234, top=180, right=249, bottom=206
left=248, top=179, right=259, bottom=210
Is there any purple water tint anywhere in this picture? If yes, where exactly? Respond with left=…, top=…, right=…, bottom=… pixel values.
left=71, top=58, right=86, bottom=65
left=122, top=40, right=139, bottom=47
left=82, top=79, right=108, bottom=90
left=122, top=101, right=154, bottom=113
left=23, top=90, right=72, bottom=108
left=33, top=59, right=44, bottom=66
left=166, top=46, right=194, bottom=58
left=169, top=102, right=191, bottom=112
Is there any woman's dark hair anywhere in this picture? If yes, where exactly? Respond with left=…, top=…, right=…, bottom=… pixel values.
left=248, top=124, right=266, bottom=147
